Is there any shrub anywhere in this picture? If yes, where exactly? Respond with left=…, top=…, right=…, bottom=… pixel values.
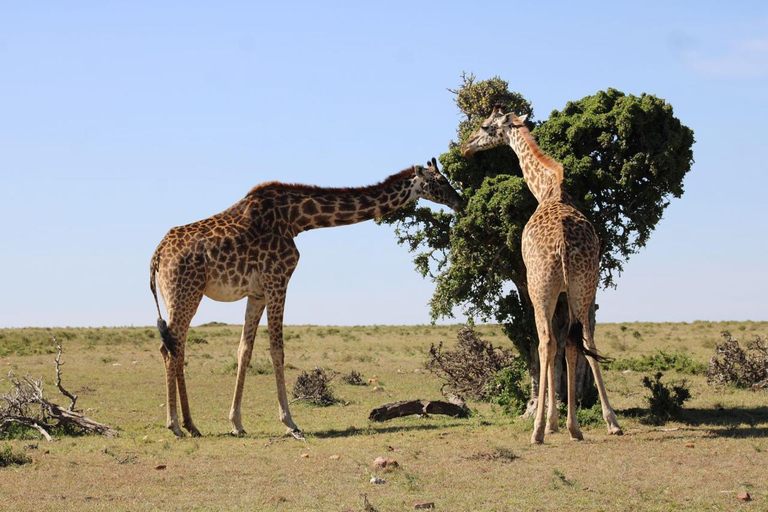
left=341, top=370, right=366, bottom=386
left=707, top=332, right=768, bottom=389
left=292, top=368, right=340, bottom=406
left=486, top=358, right=530, bottom=416
left=608, top=351, right=706, bottom=375
left=642, top=372, right=691, bottom=425
left=426, top=327, right=515, bottom=400
left=0, top=444, right=31, bottom=467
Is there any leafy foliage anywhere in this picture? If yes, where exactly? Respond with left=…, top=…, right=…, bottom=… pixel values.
left=486, top=358, right=530, bottom=417
left=0, top=444, right=31, bottom=467
left=383, top=74, right=695, bottom=366
left=642, top=372, right=692, bottom=425
left=707, top=332, right=768, bottom=389
left=608, top=351, right=706, bottom=375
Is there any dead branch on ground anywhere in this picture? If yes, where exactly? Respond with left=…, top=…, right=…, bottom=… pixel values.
left=0, top=338, right=117, bottom=440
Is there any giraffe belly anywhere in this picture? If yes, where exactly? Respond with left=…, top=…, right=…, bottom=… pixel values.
left=204, top=273, right=263, bottom=303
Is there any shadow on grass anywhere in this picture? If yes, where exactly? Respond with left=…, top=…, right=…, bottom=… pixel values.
left=618, top=406, right=768, bottom=438
left=311, top=422, right=467, bottom=439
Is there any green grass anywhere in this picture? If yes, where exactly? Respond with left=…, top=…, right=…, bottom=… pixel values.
left=0, top=321, right=766, bottom=510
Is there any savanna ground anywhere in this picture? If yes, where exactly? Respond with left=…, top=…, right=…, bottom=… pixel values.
left=1, top=321, right=767, bottom=511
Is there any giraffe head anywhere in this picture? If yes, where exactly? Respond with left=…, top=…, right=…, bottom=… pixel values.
left=460, top=106, right=528, bottom=157
left=413, top=157, right=463, bottom=211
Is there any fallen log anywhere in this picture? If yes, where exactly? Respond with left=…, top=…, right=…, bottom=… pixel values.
left=369, top=399, right=470, bottom=422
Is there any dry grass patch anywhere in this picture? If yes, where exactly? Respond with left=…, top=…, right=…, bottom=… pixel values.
left=0, top=322, right=766, bottom=510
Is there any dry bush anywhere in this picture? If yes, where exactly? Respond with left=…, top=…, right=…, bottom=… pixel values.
left=426, top=326, right=516, bottom=401
left=707, top=331, right=768, bottom=389
left=291, top=367, right=340, bottom=406
left=340, top=370, right=366, bottom=386
left=1, top=338, right=117, bottom=441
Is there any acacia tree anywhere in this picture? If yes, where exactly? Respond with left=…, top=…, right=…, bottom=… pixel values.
left=383, top=75, right=694, bottom=407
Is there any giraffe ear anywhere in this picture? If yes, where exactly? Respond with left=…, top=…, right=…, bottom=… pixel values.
left=518, top=113, right=529, bottom=123
left=414, top=165, right=426, bottom=177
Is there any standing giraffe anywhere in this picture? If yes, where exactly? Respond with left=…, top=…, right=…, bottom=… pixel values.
left=150, top=159, right=462, bottom=438
left=461, top=107, right=622, bottom=444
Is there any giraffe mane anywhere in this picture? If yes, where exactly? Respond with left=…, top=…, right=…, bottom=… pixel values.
left=516, top=123, right=564, bottom=185
left=246, top=168, right=416, bottom=196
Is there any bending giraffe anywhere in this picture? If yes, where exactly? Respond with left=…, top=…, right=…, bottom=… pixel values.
left=461, top=107, right=622, bottom=444
left=150, top=158, right=462, bottom=439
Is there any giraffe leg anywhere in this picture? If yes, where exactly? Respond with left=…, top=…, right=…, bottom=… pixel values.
left=160, top=344, right=184, bottom=437
left=531, top=308, right=557, bottom=445
left=158, top=280, right=203, bottom=438
left=263, top=281, right=302, bottom=439
left=229, top=296, right=266, bottom=436
left=545, top=360, right=559, bottom=434
left=565, top=337, right=583, bottom=441
left=580, top=309, right=622, bottom=436
left=175, top=342, right=201, bottom=437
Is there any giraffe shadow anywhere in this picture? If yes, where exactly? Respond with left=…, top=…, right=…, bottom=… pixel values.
left=617, top=406, right=768, bottom=438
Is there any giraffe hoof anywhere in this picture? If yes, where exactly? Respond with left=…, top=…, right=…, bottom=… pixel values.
left=168, top=427, right=185, bottom=438
left=231, top=428, right=247, bottom=437
left=288, top=428, right=305, bottom=441
left=189, top=428, right=202, bottom=438
left=608, top=427, right=623, bottom=436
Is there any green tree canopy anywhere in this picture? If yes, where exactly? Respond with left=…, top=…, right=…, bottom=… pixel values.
left=383, top=75, right=694, bottom=363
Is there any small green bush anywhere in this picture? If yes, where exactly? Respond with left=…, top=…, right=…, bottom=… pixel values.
left=556, top=401, right=605, bottom=428
left=0, top=444, right=31, bottom=467
left=486, top=358, right=530, bottom=417
left=642, top=372, right=691, bottom=425
left=608, top=351, right=706, bottom=375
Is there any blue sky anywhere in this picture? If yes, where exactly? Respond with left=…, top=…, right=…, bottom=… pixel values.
left=1, top=2, right=766, bottom=327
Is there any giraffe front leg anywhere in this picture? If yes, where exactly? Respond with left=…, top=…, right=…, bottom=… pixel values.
left=229, top=297, right=266, bottom=436
left=264, top=283, right=303, bottom=440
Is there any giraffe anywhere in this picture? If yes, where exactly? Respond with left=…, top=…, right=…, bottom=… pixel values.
left=461, top=106, right=622, bottom=444
left=150, top=158, right=462, bottom=439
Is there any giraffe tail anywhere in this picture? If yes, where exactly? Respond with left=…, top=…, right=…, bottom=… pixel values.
left=150, top=248, right=177, bottom=357
left=561, top=240, right=610, bottom=364
left=567, top=321, right=610, bottom=363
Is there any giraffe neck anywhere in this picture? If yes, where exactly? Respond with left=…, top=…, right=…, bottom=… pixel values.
left=507, top=126, right=564, bottom=204
left=248, top=169, right=419, bottom=235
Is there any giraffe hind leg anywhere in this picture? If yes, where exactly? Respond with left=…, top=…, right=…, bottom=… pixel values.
left=159, top=284, right=204, bottom=438
left=576, top=308, right=623, bottom=436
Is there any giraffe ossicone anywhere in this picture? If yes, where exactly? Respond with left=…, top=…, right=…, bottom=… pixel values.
left=462, top=107, right=622, bottom=444
left=150, top=159, right=462, bottom=438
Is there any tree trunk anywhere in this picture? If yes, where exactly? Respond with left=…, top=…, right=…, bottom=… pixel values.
left=523, top=295, right=598, bottom=417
